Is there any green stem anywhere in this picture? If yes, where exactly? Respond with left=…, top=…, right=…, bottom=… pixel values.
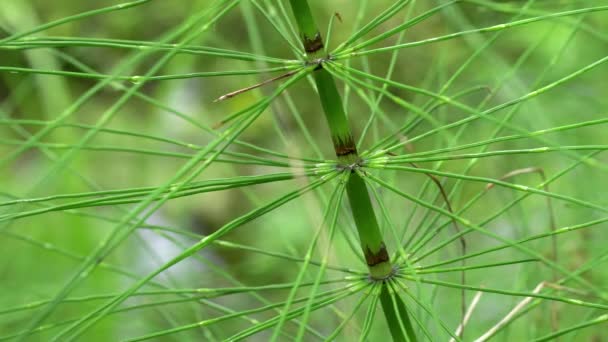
left=380, top=281, right=418, bottom=342
left=312, top=68, right=357, bottom=160
left=288, top=3, right=417, bottom=339
left=288, top=0, right=393, bottom=279
left=347, top=171, right=393, bottom=278
left=288, top=0, right=324, bottom=55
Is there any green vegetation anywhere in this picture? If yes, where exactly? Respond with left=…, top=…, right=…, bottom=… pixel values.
left=1, top=0, right=607, bottom=340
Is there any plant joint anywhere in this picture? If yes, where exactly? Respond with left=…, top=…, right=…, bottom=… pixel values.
left=365, top=243, right=390, bottom=267
left=368, top=264, right=399, bottom=282
left=306, top=55, right=334, bottom=70
left=336, top=158, right=364, bottom=173
left=330, top=134, right=358, bottom=164
left=302, top=32, right=323, bottom=53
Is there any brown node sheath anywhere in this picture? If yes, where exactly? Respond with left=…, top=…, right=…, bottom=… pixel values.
left=335, top=145, right=357, bottom=157
left=333, top=136, right=357, bottom=157
left=303, top=32, right=324, bottom=53
left=365, top=243, right=390, bottom=267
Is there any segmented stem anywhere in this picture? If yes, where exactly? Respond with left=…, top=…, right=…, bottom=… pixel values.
left=288, top=0, right=393, bottom=279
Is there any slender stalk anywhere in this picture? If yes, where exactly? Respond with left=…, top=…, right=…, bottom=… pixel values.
left=288, top=1, right=417, bottom=340
left=288, top=0, right=392, bottom=279
left=380, top=280, right=418, bottom=342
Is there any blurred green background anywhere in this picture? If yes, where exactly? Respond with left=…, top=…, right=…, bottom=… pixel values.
left=1, top=0, right=607, bottom=340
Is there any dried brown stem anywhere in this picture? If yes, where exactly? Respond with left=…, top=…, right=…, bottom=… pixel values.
left=213, top=70, right=299, bottom=103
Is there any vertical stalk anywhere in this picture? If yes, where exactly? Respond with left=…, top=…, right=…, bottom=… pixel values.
left=289, top=0, right=392, bottom=279
left=380, top=281, right=418, bottom=342
left=288, top=2, right=418, bottom=340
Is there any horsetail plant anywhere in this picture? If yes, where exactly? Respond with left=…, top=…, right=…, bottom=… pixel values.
left=1, top=0, right=608, bottom=341
left=289, top=0, right=416, bottom=340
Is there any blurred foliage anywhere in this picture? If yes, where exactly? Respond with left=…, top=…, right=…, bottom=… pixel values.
left=1, top=0, right=608, bottom=340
